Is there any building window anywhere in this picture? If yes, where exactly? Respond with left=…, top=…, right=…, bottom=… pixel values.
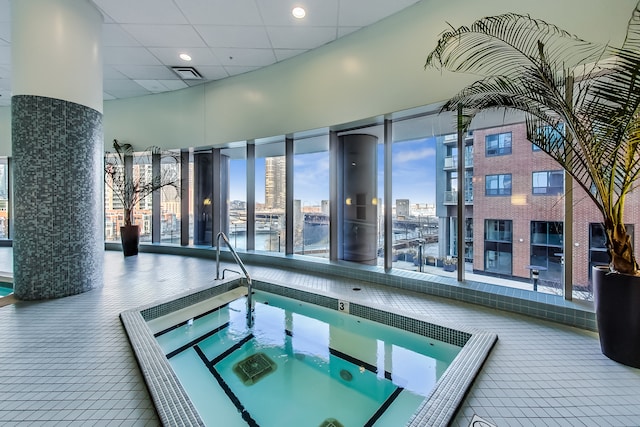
left=530, top=221, right=563, bottom=286
left=484, top=219, right=512, bottom=275
left=485, top=174, right=512, bottom=196
left=485, top=132, right=512, bottom=156
left=533, top=123, right=564, bottom=151
left=532, top=170, right=564, bottom=195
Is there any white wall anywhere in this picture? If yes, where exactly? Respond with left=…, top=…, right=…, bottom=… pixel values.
left=0, top=0, right=636, bottom=153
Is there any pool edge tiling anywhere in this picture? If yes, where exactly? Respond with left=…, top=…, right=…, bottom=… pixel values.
left=120, top=277, right=498, bottom=427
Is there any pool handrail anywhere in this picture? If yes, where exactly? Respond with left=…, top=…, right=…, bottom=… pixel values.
left=215, top=231, right=253, bottom=328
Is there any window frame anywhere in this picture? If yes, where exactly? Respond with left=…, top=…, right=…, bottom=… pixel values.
left=485, top=132, right=512, bottom=157
left=485, top=173, right=512, bottom=196
left=532, top=170, right=564, bottom=195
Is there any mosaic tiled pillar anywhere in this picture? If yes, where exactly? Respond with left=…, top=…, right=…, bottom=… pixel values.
left=11, top=0, right=104, bottom=299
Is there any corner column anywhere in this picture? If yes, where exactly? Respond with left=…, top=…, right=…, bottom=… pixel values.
left=11, top=0, right=104, bottom=299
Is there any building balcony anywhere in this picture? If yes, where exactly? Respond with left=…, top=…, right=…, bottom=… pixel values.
left=442, top=132, right=474, bottom=145
left=443, top=191, right=473, bottom=205
left=443, top=156, right=473, bottom=170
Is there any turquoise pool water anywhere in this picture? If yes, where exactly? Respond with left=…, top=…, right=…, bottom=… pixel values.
left=150, top=290, right=461, bottom=426
left=0, top=285, right=12, bottom=297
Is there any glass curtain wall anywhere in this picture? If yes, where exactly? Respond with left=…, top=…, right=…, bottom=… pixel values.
left=222, top=146, right=247, bottom=250
left=293, top=132, right=330, bottom=257
left=133, top=153, right=153, bottom=243
left=160, top=151, right=181, bottom=244
left=391, top=114, right=448, bottom=273
left=93, top=98, right=639, bottom=302
left=255, top=140, right=286, bottom=253
left=192, top=149, right=213, bottom=246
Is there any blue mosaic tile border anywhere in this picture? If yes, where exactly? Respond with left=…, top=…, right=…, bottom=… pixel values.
left=253, top=279, right=472, bottom=347
left=121, top=276, right=497, bottom=427
left=140, top=280, right=240, bottom=321
left=13, top=95, right=103, bottom=300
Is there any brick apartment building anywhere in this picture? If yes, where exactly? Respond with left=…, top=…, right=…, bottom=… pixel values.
left=442, top=122, right=639, bottom=290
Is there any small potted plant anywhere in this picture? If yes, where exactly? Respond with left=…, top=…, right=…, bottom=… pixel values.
left=104, top=139, right=179, bottom=256
left=442, top=257, right=457, bottom=272
left=425, top=2, right=640, bottom=366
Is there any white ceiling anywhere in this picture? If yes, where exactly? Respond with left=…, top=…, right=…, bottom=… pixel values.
left=0, top=0, right=421, bottom=107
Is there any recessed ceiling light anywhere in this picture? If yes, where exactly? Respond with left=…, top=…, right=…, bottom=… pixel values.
left=292, top=7, right=306, bottom=19
left=179, top=53, right=192, bottom=61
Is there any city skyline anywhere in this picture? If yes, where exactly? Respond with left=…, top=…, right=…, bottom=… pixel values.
left=228, top=136, right=438, bottom=208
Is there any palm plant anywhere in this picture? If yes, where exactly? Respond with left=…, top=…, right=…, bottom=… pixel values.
left=104, top=139, right=179, bottom=228
left=425, top=2, right=640, bottom=276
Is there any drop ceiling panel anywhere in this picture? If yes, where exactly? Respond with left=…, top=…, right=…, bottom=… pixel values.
left=112, top=65, right=177, bottom=80
left=121, top=25, right=207, bottom=48
left=148, top=47, right=221, bottom=66
left=267, top=27, right=337, bottom=50
left=103, top=65, right=130, bottom=80
left=104, top=78, right=151, bottom=92
left=103, top=47, right=164, bottom=65
left=158, top=79, right=190, bottom=90
left=93, top=0, right=189, bottom=25
left=175, top=0, right=263, bottom=26
left=103, top=24, right=142, bottom=47
left=194, top=65, right=230, bottom=80
left=134, top=79, right=188, bottom=93
left=134, top=79, right=172, bottom=92
left=195, top=25, right=272, bottom=49
left=214, top=48, right=277, bottom=66
left=257, top=0, right=339, bottom=26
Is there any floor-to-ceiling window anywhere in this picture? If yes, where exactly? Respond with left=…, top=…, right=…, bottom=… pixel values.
left=293, top=132, right=329, bottom=258
left=391, top=113, right=444, bottom=272
left=255, top=140, right=286, bottom=253
left=223, top=146, right=247, bottom=250
left=92, top=98, right=639, bottom=303
left=160, top=151, right=181, bottom=244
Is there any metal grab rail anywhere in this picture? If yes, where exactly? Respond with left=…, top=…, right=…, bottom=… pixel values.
left=215, top=232, right=253, bottom=328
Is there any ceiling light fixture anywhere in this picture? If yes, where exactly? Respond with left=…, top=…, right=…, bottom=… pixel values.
left=292, top=6, right=306, bottom=19
left=179, top=53, right=192, bottom=61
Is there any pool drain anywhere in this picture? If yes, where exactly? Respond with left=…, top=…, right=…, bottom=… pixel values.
left=320, top=418, right=344, bottom=427
left=339, top=369, right=353, bottom=381
left=232, top=352, right=277, bottom=385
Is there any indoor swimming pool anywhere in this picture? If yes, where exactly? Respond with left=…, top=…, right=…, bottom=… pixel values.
left=149, top=290, right=461, bottom=426
left=121, top=278, right=497, bottom=426
left=0, top=284, right=12, bottom=297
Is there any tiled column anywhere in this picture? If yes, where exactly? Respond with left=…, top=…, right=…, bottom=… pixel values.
left=11, top=0, right=104, bottom=299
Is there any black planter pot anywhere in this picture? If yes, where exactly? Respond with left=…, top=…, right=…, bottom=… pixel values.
left=120, top=225, right=140, bottom=257
left=593, top=265, right=640, bottom=368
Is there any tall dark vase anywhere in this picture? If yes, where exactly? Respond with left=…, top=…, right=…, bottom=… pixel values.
left=593, top=266, right=640, bottom=368
left=120, top=225, right=140, bottom=257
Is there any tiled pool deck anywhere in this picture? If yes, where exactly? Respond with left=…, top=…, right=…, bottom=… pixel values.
left=0, top=247, right=639, bottom=426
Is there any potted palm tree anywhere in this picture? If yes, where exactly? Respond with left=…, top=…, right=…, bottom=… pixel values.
left=104, top=139, right=180, bottom=256
left=425, top=3, right=640, bottom=367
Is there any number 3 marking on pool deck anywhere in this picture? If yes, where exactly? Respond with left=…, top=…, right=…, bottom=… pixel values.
left=338, top=300, right=349, bottom=313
